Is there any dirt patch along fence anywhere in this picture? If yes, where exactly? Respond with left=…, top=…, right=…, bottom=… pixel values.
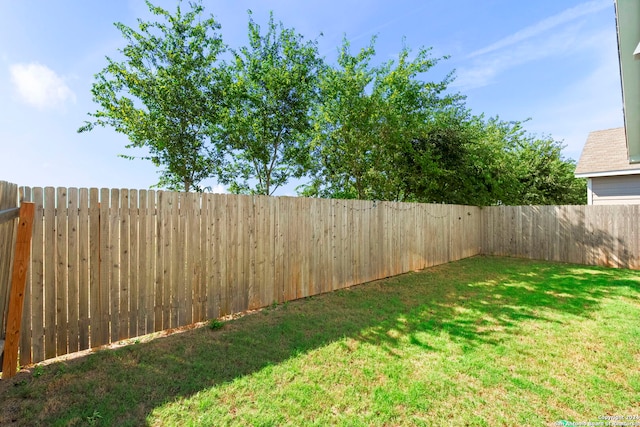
left=482, top=205, right=640, bottom=270
left=6, top=185, right=481, bottom=367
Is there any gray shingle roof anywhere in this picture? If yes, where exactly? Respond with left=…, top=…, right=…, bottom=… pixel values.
left=575, top=127, right=640, bottom=176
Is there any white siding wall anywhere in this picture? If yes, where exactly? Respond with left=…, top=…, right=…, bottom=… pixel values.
left=592, top=174, right=640, bottom=205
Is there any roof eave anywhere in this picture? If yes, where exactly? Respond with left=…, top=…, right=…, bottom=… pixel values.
left=575, top=168, right=640, bottom=178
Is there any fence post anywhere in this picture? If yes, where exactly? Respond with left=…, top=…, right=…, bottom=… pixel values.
left=1, top=202, right=35, bottom=379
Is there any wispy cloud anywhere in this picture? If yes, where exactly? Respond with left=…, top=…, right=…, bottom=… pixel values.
left=347, top=3, right=430, bottom=44
left=9, top=62, right=76, bottom=109
left=468, top=0, right=610, bottom=58
left=453, top=23, right=584, bottom=90
left=523, top=30, right=623, bottom=160
left=453, top=0, right=611, bottom=91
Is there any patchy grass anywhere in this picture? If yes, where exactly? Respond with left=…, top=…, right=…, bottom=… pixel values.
left=1, top=256, right=639, bottom=426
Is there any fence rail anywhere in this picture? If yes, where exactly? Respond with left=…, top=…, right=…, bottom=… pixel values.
left=5, top=185, right=481, bottom=366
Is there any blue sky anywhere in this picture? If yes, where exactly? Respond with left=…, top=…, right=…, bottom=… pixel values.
left=0, top=0, right=623, bottom=194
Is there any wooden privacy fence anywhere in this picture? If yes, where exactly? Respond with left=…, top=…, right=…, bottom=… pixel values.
left=482, top=205, right=640, bottom=270
left=7, top=185, right=481, bottom=367
left=3, top=181, right=638, bottom=372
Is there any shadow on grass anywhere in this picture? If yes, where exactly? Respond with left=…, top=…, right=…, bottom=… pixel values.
left=357, top=255, right=639, bottom=354
left=1, top=256, right=638, bottom=426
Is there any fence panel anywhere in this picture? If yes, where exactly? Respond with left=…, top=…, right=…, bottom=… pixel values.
left=10, top=185, right=640, bottom=370
left=7, top=185, right=487, bottom=366
left=482, top=205, right=640, bottom=269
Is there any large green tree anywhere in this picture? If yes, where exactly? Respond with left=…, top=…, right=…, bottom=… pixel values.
left=394, top=109, right=498, bottom=205
left=505, top=126, right=586, bottom=205
left=219, top=12, right=323, bottom=195
left=302, top=37, right=458, bottom=200
left=390, top=114, right=587, bottom=205
left=382, top=112, right=586, bottom=206
left=301, top=36, right=585, bottom=205
left=79, top=0, right=226, bottom=192
left=301, top=38, right=380, bottom=199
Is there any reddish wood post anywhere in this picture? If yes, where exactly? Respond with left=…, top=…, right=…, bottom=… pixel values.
left=2, top=202, right=35, bottom=379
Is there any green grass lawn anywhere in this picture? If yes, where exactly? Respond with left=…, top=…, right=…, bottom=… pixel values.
left=1, top=256, right=639, bottom=426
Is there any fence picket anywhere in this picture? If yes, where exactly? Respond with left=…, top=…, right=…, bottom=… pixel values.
left=155, top=191, right=166, bottom=332
left=55, top=188, right=68, bottom=357
left=108, top=189, right=120, bottom=343
left=89, top=189, right=103, bottom=348
left=227, top=196, right=239, bottom=313
left=118, top=189, right=129, bottom=341
left=78, top=188, right=90, bottom=351
left=67, top=188, right=79, bottom=354
left=160, top=190, right=170, bottom=329
left=0, top=182, right=18, bottom=342
left=97, top=189, right=110, bottom=347
left=169, top=191, right=179, bottom=329
left=204, top=194, right=215, bottom=319
left=186, top=192, right=198, bottom=324
left=30, top=187, right=45, bottom=362
left=138, top=190, right=149, bottom=335
left=129, top=189, right=139, bottom=338
left=177, top=193, right=188, bottom=327
left=215, top=194, right=228, bottom=316
left=19, top=187, right=33, bottom=366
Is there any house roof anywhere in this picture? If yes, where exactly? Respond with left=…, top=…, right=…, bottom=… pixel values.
left=575, top=127, right=640, bottom=177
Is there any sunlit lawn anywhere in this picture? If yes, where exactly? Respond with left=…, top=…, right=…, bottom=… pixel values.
left=1, top=256, right=639, bottom=426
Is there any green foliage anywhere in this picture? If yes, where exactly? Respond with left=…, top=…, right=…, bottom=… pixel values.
left=79, top=0, right=226, bottom=192
left=220, top=12, right=323, bottom=195
left=208, top=319, right=224, bottom=330
left=32, top=364, right=44, bottom=378
left=80, top=2, right=586, bottom=204
left=393, top=108, right=497, bottom=205
left=86, top=410, right=103, bottom=426
left=303, top=38, right=586, bottom=206
left=302, top=37, right=458, bottom=201
left=408, top=115, right=587, bottom=206
left=509, top=131, right=587, bottom=205
left=300, top=36, right=585, bottom=206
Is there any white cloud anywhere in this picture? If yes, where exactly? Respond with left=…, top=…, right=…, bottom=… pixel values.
left=453, top=23, right=584, bottom=90
left=453, top=0, right=612, bottom=91
left=9, top=62, right=76, bottom=109
left=467, top=22, right=623, bottom=161
left=210, top=184, right=227, bottom=194
left=467, top=0, right=610, bottom=58
left=525, top=38, right=623, bottom=160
